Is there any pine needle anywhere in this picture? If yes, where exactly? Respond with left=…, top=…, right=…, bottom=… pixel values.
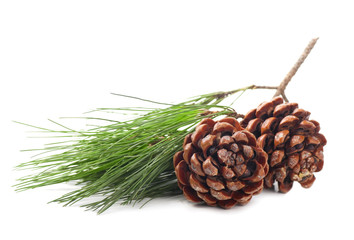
left=14, top=86, right=253, bottom=213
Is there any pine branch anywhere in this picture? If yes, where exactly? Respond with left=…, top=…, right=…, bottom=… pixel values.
left=14, top=38, right=319, bottom=213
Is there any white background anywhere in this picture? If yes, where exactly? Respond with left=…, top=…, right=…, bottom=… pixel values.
left=1, top=0, right=353, bottom=239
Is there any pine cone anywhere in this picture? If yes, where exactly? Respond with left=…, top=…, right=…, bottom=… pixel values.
left=173, top=117, right=268, bottom=209
left=240, top=96, right=327, bottom=193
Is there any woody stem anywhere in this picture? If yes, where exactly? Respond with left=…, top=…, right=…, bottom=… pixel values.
left=273, top=38, right=319, bottom=102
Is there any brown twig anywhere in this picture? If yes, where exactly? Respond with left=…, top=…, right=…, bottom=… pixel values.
left=211, top=38, right=319, bottom=119
left=252, top=85, right=278, bottom=90
left=273, top=38, right=319, bottom=102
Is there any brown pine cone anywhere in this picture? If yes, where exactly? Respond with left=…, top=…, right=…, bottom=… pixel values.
left=240, top=96, right=327, bottom=193
left=173, top=117, right=268, bottom=209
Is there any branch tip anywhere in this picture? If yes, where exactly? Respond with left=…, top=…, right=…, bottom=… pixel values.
left=273, top=38, right=319, bottom=102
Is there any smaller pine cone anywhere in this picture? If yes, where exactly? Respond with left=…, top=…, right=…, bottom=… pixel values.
left=173, top=117, right=268, bottom=209
left=240, top=96, right=327, bottom=193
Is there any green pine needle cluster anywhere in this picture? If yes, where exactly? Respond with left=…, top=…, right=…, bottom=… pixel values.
left=14, top=86, right=253, bottom=214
